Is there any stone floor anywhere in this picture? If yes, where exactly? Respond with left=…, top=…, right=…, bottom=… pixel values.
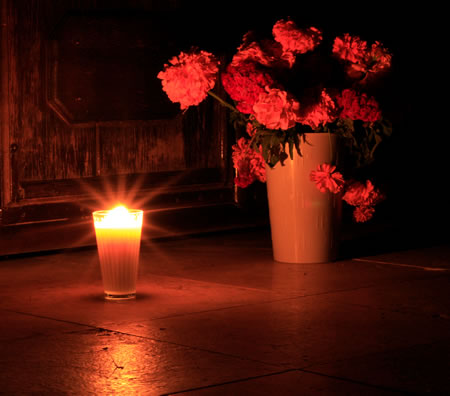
left=1, top=227, right=450, bottom=395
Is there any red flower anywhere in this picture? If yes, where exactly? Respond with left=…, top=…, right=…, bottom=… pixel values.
left=332, top=34, right=367, bottom=64
left=232, top=137, right=266, bottom=188
left=310, top=163, right=345, bottom=194
left=342, top=180, right=383, bottom=207
left=246, top=120, right=257, bottom=136
left=253, top=88, right=301, bottom=130
left=299, top=89, right=338, bottom=129
left=333, top=34, right=391, bottom=78
left=353, top=205, right=375, bottom=223
left=272, top=20, right=322, bottom=67
left=157, top=49, right=219, bottom=110
left=365, top=41, right=392, bottom=73
left=231, top=29, right=300, bottom=69
left=231, top=33, right=285, bottom=67
left=337, top=89, right=381, bottom=122
left=222, top=62, right=274, bottom=115
left=343, top=180, right=384, bottom=222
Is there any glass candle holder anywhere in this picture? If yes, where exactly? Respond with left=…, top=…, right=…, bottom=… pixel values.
left=93, top=206, right=143, bottom=300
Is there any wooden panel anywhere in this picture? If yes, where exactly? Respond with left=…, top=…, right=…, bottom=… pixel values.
left=0, top=0, right=11, bottom=208
left=47, top=11, right=180, bottom=124
left=19, top=169, right=224, bottom=200
left=20, top=115, right=96, bottom=181
left=98, top=118, right=185, bottom=175
left=1, top=0, right=237, bottom=227
left=0, top=0, right=248, bottom=255
left=183, top=91, right=228, bottom=170
left=0, top=203, right=268, bottom=257
left=7, top=0, right=46, bottom=199
left=5, top=1, right=230, bottom=183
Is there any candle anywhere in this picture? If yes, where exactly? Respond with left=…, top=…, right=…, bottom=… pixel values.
left=93, top=205, right=143, bottom=300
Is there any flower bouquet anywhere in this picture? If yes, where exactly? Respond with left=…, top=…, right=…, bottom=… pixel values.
left=158, top=18, right=392, bottom=225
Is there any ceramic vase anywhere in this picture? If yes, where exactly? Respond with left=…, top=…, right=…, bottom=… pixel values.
left=265, top=133, right=342, bottom=263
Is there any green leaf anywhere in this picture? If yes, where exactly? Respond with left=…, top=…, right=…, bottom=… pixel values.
left=288, top=140, right=294, bottom=160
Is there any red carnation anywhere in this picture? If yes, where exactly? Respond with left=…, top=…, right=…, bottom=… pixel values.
left=337, top=89, right=381, bottom=123
left=222, top=63, right=274, bottom=115
left=253, top=88, right=301, bottom=130
left=333, top=34, right=367, bottom=64
left=342, top=180, right=383, bottom=207
left=353, top=205, right=376, bottom=222
left=273, top=19, right=322, bottom=64
left=299, top=89, right=338, bottom=129
left=246, top=120, right=258, bottom=136
left=231, top=30, right=294, bottom=69
left=365, top=41, right=392, bottom=73
left=333, top=34, right=391, bottom=78
left=343, top=180, right=384, bottom=223
left=158, top=49, right=219, bottom=110
left=310, top=163, right=345, bottom=194
left=232, top=137, right=266, bottom=188
left=231, top=33, right=281, bottom=66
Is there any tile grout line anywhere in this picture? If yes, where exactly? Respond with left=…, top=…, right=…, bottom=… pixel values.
left=1, top=283, right=380, bottom=325
left=295, top=368, right=423, bottom=396
left=148, top=273, right=289, bottom=294
left=2, top=308, right=285, bottom=370
left=159, top=332, right=450, bottom=395
left=159, top=369, right=298, bottom=396
left=292, top=336, right=450, bottom=395
left=353, top=258, right=450, bottom=272
left=103, top=285, right=381, bottom=322
left=4, top=308, right=445, bottom=396
left=300, top=336, right=450, bottom=373
left=160, top=366, right=422, bottom=396
left=0, top=284, right=384, bottom=375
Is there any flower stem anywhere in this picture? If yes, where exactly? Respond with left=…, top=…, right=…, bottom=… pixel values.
left=207, top=91, right=239, bottom=113
left=208, top=90, right=261, bottom=159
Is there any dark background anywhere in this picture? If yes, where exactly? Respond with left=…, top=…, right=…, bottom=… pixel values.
left=1, top=0, right=446, bottom=255
left=178, top=2, right=446, bottom=239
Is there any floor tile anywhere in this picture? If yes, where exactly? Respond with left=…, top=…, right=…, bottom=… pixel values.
left=108, top=294, right=450, bottom=369
left=1, top=230, right=449, bottom=394
left=172, top=369, right=404, bottom=396
left=0, top=275, right=276, bottom=328
left=313, top=276, right=450, bottom=319
left=0, top=310, right=85, bottom=341
left=138, top=235, right=437, bottom=296
left=308, top=339, right=450, bottom=395
left=0, top=321, right=278, bottom=395
left=357, top=244, right=450, bottom=270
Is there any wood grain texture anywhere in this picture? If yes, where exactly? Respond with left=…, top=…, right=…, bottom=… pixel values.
left=1, top=0, right=11, bottom=207
left=98, top=118, right=185, bottom=175
left=1, top=0, right=235, bottom=233
left=46, top=11, right=181, bottom=124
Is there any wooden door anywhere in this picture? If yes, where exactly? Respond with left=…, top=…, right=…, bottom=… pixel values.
left=0, top=0, right=265, bottom=256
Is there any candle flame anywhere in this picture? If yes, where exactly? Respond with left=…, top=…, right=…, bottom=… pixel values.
left=110, top=205, right=130, bottom=217
left=94, top=205, right=143, bottom=229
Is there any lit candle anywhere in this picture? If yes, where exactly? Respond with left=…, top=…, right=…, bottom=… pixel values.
left=93, top=205, right=143, bottom=300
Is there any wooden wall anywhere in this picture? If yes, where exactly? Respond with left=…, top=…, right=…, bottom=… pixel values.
left=0, top=0, right=264, bottom=255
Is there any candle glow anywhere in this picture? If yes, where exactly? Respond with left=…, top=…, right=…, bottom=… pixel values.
left=94, top=205, right=143, bottom=229
left=93, top=205, right=143, bottom=300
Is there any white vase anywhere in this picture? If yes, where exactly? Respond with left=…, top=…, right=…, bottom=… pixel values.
left=265, top=133, right=342, bottom=263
